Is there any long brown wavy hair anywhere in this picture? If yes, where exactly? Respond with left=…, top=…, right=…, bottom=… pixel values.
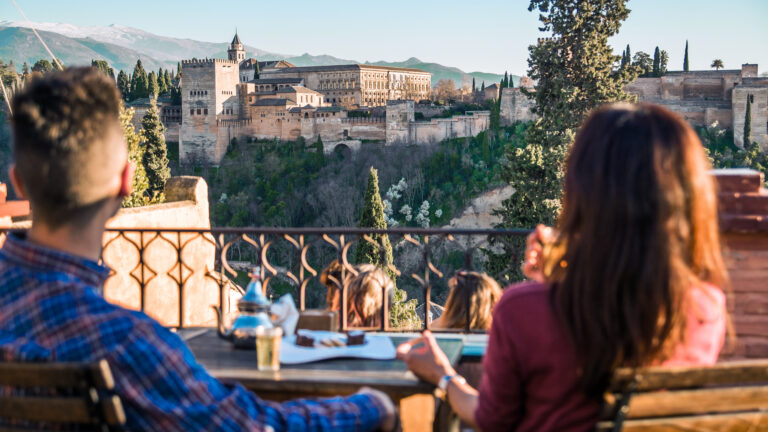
left=545, top=103, right=728, bottom=399
left=438, top=271, right=502, bottom=330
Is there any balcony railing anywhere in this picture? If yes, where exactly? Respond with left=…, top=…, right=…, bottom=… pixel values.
left=10, top=227, right=532, bottom=332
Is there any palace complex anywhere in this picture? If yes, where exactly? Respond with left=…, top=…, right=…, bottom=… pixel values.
left=178, top=33, right=491, bottom=164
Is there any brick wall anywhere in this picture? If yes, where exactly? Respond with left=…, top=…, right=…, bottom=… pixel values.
left=716, top=169, right=768, bottom=358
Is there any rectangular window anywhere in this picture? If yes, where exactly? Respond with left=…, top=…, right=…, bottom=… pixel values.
left=190, top=109, right=194, bottom=115
left=204, top=108, right=209, bottom=115
left=197, top=109, right=201, bottom=115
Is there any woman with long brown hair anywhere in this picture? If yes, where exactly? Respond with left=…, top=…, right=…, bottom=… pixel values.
left=397, top=103, right=728, bottom=431
left=431, top=271, right=502, bottom=331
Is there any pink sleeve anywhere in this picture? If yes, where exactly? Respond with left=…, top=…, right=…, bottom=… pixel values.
left=475, top=307, right=523, bottom=431
left=663, top=284, right=727, bottom=366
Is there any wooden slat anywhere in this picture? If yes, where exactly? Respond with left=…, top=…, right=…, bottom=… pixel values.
left=611, top=360, right=768, bottom=391
left=0, top=362, right=90, bottom=388
left=622, top=385, right=768, bottom=419
left=100, top=395, right=127, bottom=426
left=90, top=359, right=115, bottom=390
left=597, top=411, right=768, bottom=432
left=0, top=397, right=93, bottom=423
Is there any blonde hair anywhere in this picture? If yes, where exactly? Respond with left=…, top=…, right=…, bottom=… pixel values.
left=346, top=265, right=394, bottom=328
left=438, top=271, right=502, bottom=330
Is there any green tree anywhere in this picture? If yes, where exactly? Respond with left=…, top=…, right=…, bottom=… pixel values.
left=156, top=68, right=167, bottom=95
left=493, top=0, right=637, bottom=281
left=117, top=70, right=130, bottom=100
left=31, top=59, right=53, bottom=74
left=91, top=60, right=114, bottom=79
left=503, top=71, right=509, bottom=88
left=120, top=105, right=150, bottom=207
left=130, top=59, right=149, bottom=101
left=147, top=71, right=159, bottom=99
left=353, top=167, right=420, bottom=328
left=659, top=50, right=669, bottom=75
left=621, top=43, right=631, bottom=69
left=744, top=94, right=753, bottom=147
left=652, top=47, right=661, bottom=77
left=684, top=40, right=690, bottom=71
left=163, top=69, right=172, bottom=93
left=489, top=94, right=501, bottom=130
left=177, top=61, right=182, bottom=79
left=481, top=81, right=485, bottom=91
left=633, top=51, right=653, bottom=77
left=472, top=77, right=476, bottom=93
left=140, top=101, right=170, bottom=198
left=21, top=62, right=28, bottom=75
left=314, top=136, right=325, bottom=165
left=711, top=59, right=724, bottom=71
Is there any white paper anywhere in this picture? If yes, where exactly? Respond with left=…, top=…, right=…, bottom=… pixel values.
left=280, top=331, right=396, bottom=364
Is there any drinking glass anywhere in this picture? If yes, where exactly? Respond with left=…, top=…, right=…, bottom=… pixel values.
left=256, top=327, right=282, bottom=371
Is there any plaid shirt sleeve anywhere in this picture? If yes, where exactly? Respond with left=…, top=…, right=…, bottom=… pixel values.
left=108, top=316, right=387, bottom=432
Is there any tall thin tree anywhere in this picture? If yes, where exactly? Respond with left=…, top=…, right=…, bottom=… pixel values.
left=683, top=40, right=690, bottom=71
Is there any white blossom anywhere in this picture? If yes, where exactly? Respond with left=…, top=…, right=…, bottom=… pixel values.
left=219, top=193, right=228, bottom=203
left=435, top=209, right=443, bottom=218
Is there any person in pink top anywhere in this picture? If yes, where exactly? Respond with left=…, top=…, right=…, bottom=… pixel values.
left=397, top=102, right=729, bottom=431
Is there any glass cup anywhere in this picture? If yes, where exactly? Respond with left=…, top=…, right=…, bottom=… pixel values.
left=256, top=326, right=282, bottom=371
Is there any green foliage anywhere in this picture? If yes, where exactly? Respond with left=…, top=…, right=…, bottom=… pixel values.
left=31, top=59, right=53, bottom=74
left=492, top=0, right=637, bottom=281
left=711, top=59, right=724, bottom=71
left=684, top=40, right=690, bottom=71
left=652, top=47, right=661, bottom=77
left=140, top=101, right=170, bottom=198
left=700, top=122, right=767, bottom=185
left=314, top=137, right=325, bottom=166
left=147, top=71, right=158, bottom=99
left=633, top=51, right=653, bottom=77
left=659, top=50, right=669, bottom=76
left=744, top=94, right=753, bottom=147
left=117, top=70, right=130, bottom=100
left=90, top=60, right=114, bottom=79
left=120, top=105, right=151, bottom=207
left=130, top=59, right=149, bottom=101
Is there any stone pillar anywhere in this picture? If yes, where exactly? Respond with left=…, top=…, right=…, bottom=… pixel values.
left=716, top=169, right=768, bottom=358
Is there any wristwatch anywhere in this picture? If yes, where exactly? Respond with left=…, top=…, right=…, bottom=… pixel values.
left=434, top=373, right=466, bottom=401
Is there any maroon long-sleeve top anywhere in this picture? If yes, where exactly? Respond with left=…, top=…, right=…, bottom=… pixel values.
left=474, top=281, right=726, bottom=432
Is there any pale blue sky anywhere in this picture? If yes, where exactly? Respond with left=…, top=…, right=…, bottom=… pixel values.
left=2, top=0, right=766, bottom=75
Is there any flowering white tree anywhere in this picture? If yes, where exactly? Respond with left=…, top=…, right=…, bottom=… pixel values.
left=383, top=177, right=442, bottom=227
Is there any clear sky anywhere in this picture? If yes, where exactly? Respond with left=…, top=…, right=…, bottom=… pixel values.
left=2, top=0, right=766, bottom=75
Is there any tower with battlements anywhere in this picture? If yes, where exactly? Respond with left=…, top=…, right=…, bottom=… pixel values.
left=179, top=58, right=240, bottom=164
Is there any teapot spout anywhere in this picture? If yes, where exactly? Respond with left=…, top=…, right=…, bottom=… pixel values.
left=211, top=306, right=233, bottom=341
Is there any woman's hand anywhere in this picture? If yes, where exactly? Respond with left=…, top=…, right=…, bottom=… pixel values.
left=522, top=224, right=555, bottom=283
left=396, top=330, right=456, bottom=385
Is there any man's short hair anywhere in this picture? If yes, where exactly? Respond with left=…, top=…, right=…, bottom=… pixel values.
left=10, top=66, right=124, bottom=227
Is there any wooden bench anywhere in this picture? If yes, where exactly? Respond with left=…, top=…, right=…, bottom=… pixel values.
left=598, top=360, right=768, bottom=431
left=0, top=359, right=126, bottom=431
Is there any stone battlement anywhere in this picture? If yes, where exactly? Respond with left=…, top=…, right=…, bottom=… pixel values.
left=181, top=58, right=239, bottom=66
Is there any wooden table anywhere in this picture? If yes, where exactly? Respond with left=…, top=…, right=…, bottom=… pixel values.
left=182, top=329, right=464, bottom=402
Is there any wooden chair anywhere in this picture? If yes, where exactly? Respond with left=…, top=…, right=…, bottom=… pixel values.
left=0, top=359, right=126, bottom=431
left=598, top=360, right=768, bottom=431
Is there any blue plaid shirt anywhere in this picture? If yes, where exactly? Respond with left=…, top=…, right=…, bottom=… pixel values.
left=0, top=233, right=387, bottom=431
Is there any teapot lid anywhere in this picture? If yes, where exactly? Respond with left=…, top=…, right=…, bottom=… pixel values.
left=239, top=266, right=271, bottom=310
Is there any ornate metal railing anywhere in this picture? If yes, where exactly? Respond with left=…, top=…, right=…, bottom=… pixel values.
left=60, top=227, right=532, bottom=332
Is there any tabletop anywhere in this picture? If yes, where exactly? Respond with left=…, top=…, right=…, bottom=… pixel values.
left=181, top=328, right=464, bottom=401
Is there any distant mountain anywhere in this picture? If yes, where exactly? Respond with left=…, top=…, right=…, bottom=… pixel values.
left=0, top=27, right=167, bottom=72
left=0, top=21, right=514, bottom=88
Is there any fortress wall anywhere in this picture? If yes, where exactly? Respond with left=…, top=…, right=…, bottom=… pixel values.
left=499, top=88, right=536, bottom=125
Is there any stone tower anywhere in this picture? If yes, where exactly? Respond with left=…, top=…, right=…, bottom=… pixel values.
left=227, top=32, right=246, bottom=62
left=179, top=58, right=240, bottom=164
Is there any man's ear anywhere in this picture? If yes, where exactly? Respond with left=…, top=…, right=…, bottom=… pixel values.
left=8, top=165, right=28, bottom=200
left=118, top=161, right=134, bottom=198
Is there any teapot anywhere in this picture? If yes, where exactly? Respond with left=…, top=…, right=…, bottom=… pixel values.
left=212, top=266, right=274, bottom=349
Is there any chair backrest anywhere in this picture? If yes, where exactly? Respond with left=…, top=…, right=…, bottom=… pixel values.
left=597, top=360, right=768, bottom=431
left=0, top=359, right=126, bottom=431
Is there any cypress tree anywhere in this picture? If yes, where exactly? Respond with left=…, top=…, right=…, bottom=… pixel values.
left=683, top=40, right=689, bottom=71
left=492, top=0, right=638, bottom=280
left=22, top=62, right=28, bottom=75
left=504, top=71, right=509, bottom=88
left=625, top=44, right=631, bottom=67
left=130, top=60, right=149, bottom=101
left=353, top=167, right=419, bottom=328
left=652, top=47, right=661, bottom=77
left=147, top=71, right=158, bottom=99
left=314, top=136, right=325, bottom=166
left=141, top=100, right=170, bottom=199
left=163, top=69, right=172, bottom=92
left=117, top=70, right=130, bottom=100
left=120, top=105, right=150, bottom=207
left=177, top=61, right=182, bottom=79
left=472, top=77, right=476, bottom=92
left=481, top=81, right=485, bottom=91
left=156, top=68, right=167, bottom=95
left=659, top=50, right=669, bottom=75
left=744, top=94, right=753, bottom=147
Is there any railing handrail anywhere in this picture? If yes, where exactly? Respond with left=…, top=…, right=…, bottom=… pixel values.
left=104, top=227, right=532, bottom=236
